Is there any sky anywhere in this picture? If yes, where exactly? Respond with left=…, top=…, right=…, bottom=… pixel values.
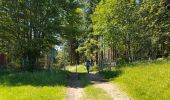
left=55, top=45, right=63, bottom=51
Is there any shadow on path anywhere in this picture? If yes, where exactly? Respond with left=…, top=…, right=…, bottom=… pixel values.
left=0, top=69, right=122, bottom=88
left=67, top=69, right=122, bottom=88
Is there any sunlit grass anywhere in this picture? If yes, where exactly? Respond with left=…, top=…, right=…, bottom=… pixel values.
left=67, top=65, right=87, bottom=72
left=0, top=86, right=66, bottom=100
left=104, top=60, right=170, bottom=100
left=83, top=85, right=112, bottom=100
left=0, top=70, right=69, bottom=100
left=67, top=64, right=99, bottom=73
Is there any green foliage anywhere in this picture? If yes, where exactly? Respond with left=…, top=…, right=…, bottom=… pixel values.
left=0, top=0, right=169, bottom=70
left=6, top=61, right=20, bottom=71
left=98, top=69, right=122, bottom=79
left=0, top=0, right=86, bottom=69
left=60, top=1, right=85, bottom=65
left=55, top=51, right=69, bottom=69
left=91, top=0, right=170, bottom=61
left=0, top=0, right=65, bottom=70
left=76, top=0, right=101, bottom=63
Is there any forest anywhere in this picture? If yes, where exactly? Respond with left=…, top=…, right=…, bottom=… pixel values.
left=0, top=0, right=170, bottom=69
left=0, top=0, right=170, bottom=100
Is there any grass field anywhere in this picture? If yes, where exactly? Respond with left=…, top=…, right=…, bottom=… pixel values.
left=0, top=70, right=69, bottom=100
left=100, top=59, right=170, bottom=100
left=1, top=59, right=169, bottom=100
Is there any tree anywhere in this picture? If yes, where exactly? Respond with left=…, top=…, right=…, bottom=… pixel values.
left=0, top=0, right=64, bottom=70
left=77, top=0, right=101, bottom=65
left=60, top=0, right=83, bottom=65
left=91, top=0, right=170, bottom=63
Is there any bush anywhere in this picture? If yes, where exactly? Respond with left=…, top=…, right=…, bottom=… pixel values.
left=116, top=58, right=128, bottom=67
left=7, top=61, right=20, bottom=71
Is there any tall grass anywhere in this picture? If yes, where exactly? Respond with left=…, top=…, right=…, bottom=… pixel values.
left=101, top=60, right=170, bottom=100
left=0, top=70, right=69, bottom=100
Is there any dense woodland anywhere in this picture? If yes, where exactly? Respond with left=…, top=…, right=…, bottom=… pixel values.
left=0, top=0, right=170, bottom=70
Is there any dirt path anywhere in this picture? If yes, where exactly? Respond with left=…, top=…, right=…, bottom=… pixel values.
left=87, top=73, right=132, bottom=100
left=95, top=83, right=131, bottom=100
left=66, top=73, right=83, bottom=100
left=66, top=72, right=132, bottom=100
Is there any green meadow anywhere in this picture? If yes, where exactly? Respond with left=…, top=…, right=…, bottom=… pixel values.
left=0, top=59, right=169, bottom=100
left=0, top=70, right=69, bottom=100
left=100, top=60, right=170, bottom=100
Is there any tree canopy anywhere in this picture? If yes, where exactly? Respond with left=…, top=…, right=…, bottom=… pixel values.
left=0, top=0, right=169, bottom=70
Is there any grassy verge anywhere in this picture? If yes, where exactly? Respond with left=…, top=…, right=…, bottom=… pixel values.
left=0, top=70, right=69, bottom=100
left=83, top=85, right=112, bottom=100
left=99, top=59, right=170, bottom=100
